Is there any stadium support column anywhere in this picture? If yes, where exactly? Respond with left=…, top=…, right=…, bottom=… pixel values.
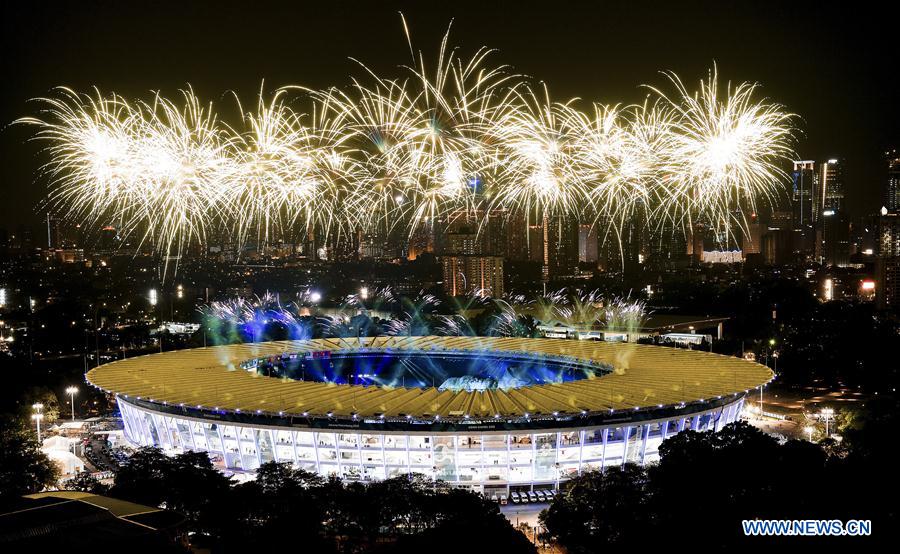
left=577, top=430, right=585, bottom=474
left=290, top=431, right=299, bottom=466
left=356, top=433, right=364, bottom=479
left=621, top=426, right=632, bottom=465
left=600, top=428, right=609, bottom=470
left=186, top=419, right=198, bottom=450
left=378, top=435, right=390, bottom=482
left=639, top=424, right=650, bottom=466
left=251, top=428, right=263, bottom=467
left=312, top=432, right=322, bottom=475
left=215, top=425, right=227, bottom=466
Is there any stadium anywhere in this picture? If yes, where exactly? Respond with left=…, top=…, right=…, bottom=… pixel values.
left=85, top=336, right=772, bottom=498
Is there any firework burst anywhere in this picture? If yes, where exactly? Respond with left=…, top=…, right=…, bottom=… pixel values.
left=19, top=30, right=794, bottom=275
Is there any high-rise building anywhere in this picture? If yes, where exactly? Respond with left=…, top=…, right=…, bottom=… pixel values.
left=441, top=255, right=504, bottom=298
left=440, top=210, right=508, bottom=257
left=820, top=158, right=845, bottom=214
left=547, top=216, right=580, bottom=278
left=791, top=161, right=817, bottom=260
left=504, top=213, right=529, bottom=261
left=876, top=211, right=900, bottom=310
left=578, top=224, right=599, bottom=264
left=643, top=223, right=689, bottom=269
left=822, top=210, right=850, bottom=267
left=792, top=161, right=816, bottom=226
left=878, top=211, right=900, bottom=258
left=885, top=149, right=900, bottom=213
left=742, top=219, right=764, bottom=256
left=445, top=229, right=478, bottom=255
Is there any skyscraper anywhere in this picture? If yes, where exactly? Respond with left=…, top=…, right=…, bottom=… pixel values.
left=578, top=224, right=599, bottom=264
left=876, top=210, right=900, bottom=310
left=822, top=210, right=850, bottom=267
left=792, top=161, right=817, bottom=259
left=820, top=158, right=845, bottom=214
left=546, top=216, right=580, bottom=278
left=807, top=158, right=847, bottom=266
left=441, top=255, right=505, bottom=298
left=792, top=160, right=816, bottom=227
left=741, top=217, right=764, bottom=257
left=885, top=149, right=900, bottom=213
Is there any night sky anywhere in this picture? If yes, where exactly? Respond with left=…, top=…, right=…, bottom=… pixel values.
left=2, top=0, right=898, bottom=231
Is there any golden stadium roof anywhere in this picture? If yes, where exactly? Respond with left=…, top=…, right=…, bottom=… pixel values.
left=86, top=336, right=772, bottom=419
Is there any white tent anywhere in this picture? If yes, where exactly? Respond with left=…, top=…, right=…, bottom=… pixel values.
left=59, top=421, right=87, bottom=431
left=42, top=435, right=78, bottom=451
left=43, top=449, right=85, bottom=476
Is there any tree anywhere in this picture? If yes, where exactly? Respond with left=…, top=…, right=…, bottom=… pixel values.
left=539, top=464, right=650, bottom=552
left=110, top=447, right=231, bottom=534
left=0, top=417, right=58, bottom=504
left=62, top=471, right=109, bottom=494
left=19, top=386, right=61, bottom=423
left=211, top=461, right=332, bottom=552
left=540, top=420, right=894, bottom=550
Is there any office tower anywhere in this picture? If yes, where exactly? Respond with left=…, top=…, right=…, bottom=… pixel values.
left=578, top=224, right=599, bottom=264
left=643, top=222, right=689, bottom=269
left=547, top=216, right=580, bottom=278
left=885, top=149, right=900, bottom=213
left=526, top=222, right=544, bottom=265
left=878, top=211, right=900, bottom=257
left=792, top=161, right=816, bottom=226
left=742, top=218, right=764, bottom=256
left=876, top=211, right=900, bottom=309
left=820, top=158, right=845, bottom=214
left=791, top=161, right=817, bottom=260
left=504, top=213, right=529, bottom=261
left=98, top=225, right=118, bottom=251
left=763, top=211, right=793, bottom=265
left=595, top=215, right=624, bottom=272
left=822, top=210, right=850, bottom=267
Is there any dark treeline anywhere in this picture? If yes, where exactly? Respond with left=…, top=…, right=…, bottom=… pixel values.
left=541, top=397, right=900, bottom=550
left=60, top=447, right=536, bottom=554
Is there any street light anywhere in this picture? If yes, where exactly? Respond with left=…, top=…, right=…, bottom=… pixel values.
left=804, top=425, right=814, bottom=442
left=66, top=386, right=78, bottom=421
left=821, top=408, right=834, bottom=437
left=31, top=403, right=44, bottom=442
left=32, top=413, right=43, bottom=442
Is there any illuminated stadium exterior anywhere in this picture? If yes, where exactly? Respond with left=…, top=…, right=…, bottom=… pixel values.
left=86, top=336, right=772, bottom=495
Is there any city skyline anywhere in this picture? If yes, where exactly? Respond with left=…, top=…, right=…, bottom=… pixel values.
left=2, top=1, right=899, bottom=232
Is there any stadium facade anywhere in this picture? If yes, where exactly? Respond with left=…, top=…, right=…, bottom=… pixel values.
left=88, top=336, right=771, bottom=496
